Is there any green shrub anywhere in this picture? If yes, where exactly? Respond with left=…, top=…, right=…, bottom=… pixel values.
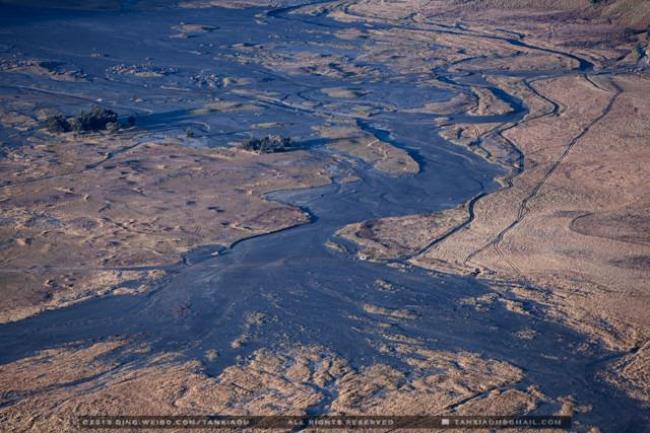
left=242, top=135, right=295, bottom=154
left=44, top=107, right=133, bottom=134
left=73, top=107, right=118, bottom=132
left=45, top=114, right=71, bottom=133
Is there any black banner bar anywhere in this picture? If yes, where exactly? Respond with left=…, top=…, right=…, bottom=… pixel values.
left=78, top=415, right=572, bottom=429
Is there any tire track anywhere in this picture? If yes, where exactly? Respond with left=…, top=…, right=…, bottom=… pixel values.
left=464, top=76, right=622, bottom=274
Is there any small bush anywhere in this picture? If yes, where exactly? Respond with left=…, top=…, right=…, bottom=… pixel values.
left=45, top=114, right=71, bottom=133
left=242, top=135, right=295, bottom=154
left=45, top=107, right=128, bottom=134
left=73, top=107, right=118, bottom=132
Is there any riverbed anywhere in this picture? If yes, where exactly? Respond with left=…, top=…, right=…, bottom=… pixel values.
left=0, top=1, right=647, bottom=431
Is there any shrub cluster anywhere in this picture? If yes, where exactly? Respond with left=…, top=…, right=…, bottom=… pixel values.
left=45, top=107, right=134, bottom=134
left=241, top=135, right=296, bottom=154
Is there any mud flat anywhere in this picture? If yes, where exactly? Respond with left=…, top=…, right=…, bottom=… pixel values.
left=1, top=1, right=649, bottom=432
left=0, top=127, right=332, bottom=322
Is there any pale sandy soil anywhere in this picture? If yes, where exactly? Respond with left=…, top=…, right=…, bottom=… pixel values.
left=317, top=124, right=419, bottom=175
left=336, top=206, right=467, bottom=261
left=0, top=340, right=550, bottom=433
left=467, top=87, right=512, bottom=117
left=0, top=269, right=166, bottom=324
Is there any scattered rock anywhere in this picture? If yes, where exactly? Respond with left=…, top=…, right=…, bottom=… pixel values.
left=205, top=349, right=219, bottom=362
left=107, top=63, right=176, bottom=78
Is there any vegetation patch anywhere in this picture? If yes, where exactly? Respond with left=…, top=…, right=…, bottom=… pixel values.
left=45, top=107, right=135, bottom=134
left=241, top=135, right=297, bottom=154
